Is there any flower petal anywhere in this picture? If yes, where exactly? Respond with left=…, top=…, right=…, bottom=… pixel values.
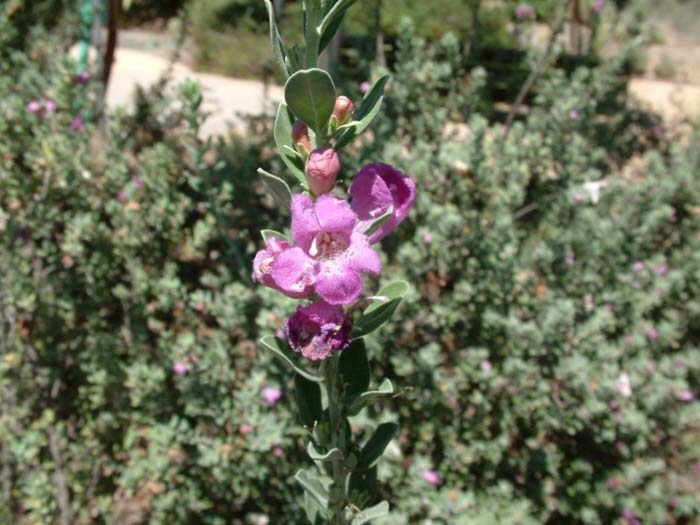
left=315, top=262, right=363, bottom=305
left=344, top=232, right=382, bottom=275
left=315, top=194, right=357, bottom=235
left=271, top=247, right=316, bottom=299
left=291, top=194, right=320, bottom=251
left=350, top=163, right=416, bottom=243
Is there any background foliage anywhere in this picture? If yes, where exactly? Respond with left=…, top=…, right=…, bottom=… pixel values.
left=1, top=1, right=699, bottom=525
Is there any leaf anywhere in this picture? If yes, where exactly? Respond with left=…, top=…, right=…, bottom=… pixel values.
left=260, top=336, right=324, bottom=383
left=258, top=168, right=292, bottom=209
left=349, top=466, right=378, bottom=505
left=352, top=501, right=390, bottom=525
left=357, top=422, right=399, bottom=471
left=263, top=0, right=289, bottom=79
left=319, top=10, right=346, bottom=53
left=338, top=339, right=370, bottom=403
left=348, top=379, right=394, bottom=416
left=336, top=75, right=390, bottom=149
left=285, top=68, right=336, bottom=134
left=295, top=469, right=330, bottom=509
left=260, top=229, right=290, bottom=243
left=274, top=103, right=307, bottom=186
left=304, top=491, right=326, bottom=524
left=307, top=442, right=343, bottom=463
left=295, top=374, right=323, bottom=427
left=352, top=281, right=409, bottom=338
left=364, top=206, right=393, bottom=238
left=320, top=0, right=359, bottom=37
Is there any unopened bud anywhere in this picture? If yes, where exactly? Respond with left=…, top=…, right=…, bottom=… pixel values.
left=291, top=121, right=312, bottom=155
left=305, top=148, right=340, bottom=196
left=332, top=96, right=354, bottom=126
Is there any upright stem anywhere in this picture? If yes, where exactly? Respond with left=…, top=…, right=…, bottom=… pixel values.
left=324, top=355, right=349, bottom=525
left=305, top=0, right=322, bottom=68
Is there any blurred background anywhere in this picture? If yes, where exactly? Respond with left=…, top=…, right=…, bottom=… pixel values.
left=0, top=1, right=699, bottom=524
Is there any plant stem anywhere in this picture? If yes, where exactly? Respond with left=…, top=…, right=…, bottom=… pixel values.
left=324, top=354, right=348, bottom=525
left=305, top=0, right=322, bottom=68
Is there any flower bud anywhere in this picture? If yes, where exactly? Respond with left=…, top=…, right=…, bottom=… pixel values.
left=291, top=121, right=312, bottom=155
left=332, top=96, right=354, bottom=126
left=305, top=148, right=340, bottom=196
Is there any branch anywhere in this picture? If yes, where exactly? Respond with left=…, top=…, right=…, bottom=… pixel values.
left=504, top=0, right=574, bottom=138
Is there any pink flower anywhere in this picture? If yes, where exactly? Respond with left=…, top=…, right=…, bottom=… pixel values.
left=422, top=469, right=441, bottom=485
left=676, top=390, right=694, bottom=402
left=253, top=236, right=304, bottom=296
left=73, top=70, right=92, bottom=84
left=305, top=148, right=341, bottom=196
left=239, top=424, right=254, bottom=435
left=593, top=0, right=606, bottom=14
left=69, top=115, right=85, bottom=132
left=566, top=255, right=576, bottom=266
left=360, top=81, right=371, bottom=94
left=349, top=163, right=417, bottom=244
left=632, top=261, right=645, bottom=273
left=423, top=233, right=433, bottom=245
left=655, top=263, right=669, bottom=276
left=515, top=4, right=535, bottom=20
left=286, top=301, right=352, bottom=361
left=117, top=191, right=127, bottom=203
left=623, top=509, right=641, bottom=525
left=291, top=121, right=312, bottom=155
left=133, top=176, right=144, bottom=189
left=44, top=99, right=58, bottom=113
left=27, top=100, right=43, bottom=114
left=573, top=193, right=584, bottom=203
left=480, top=360, right=493, bottom=373
left=268, top=195, right=382, bottom=304
left=569, top=109, right=579, bottom=120
left=646, top=328, right=659, bottom=341
left=332, top=96, right=354, bottom=125
left=262, top=386, right=283, bottom=406
left=173, top=362, right=188, bottom=376
left=609, top=400, right=620, bottom=411
left=273, top=446, right=284, bottom=458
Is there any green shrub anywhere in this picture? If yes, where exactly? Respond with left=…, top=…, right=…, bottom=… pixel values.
left=1, top=7, right=699, bottom=525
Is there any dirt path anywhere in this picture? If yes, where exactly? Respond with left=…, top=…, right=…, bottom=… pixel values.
left=629, top=78, right=700, bottom=123
left=106, top=48, right=283, bottom=136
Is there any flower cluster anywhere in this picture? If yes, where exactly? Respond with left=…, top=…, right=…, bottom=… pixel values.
left=253, top=103, right=416, bottom=361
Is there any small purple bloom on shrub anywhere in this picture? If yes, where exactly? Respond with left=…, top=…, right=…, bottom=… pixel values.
left=69, top=115, right=85, bottom=132
left=27, top=100, right=42, bottom=114
left=655, top=263, right=669, bottom=276
left=133, top=176, right=144, bottom=189
left=73, top=70, right=92, bottom=84
left=569, top=109, right=579, bottom=120
left=676, top=390, right=694, bottom=402
left=262, top=386, right=283, bottom=406
left=286, top=301, right=352, bottom=361
left=422, top=469, right=441, bottom=485
left=423, top=233, right=433, bottom=245
left=480, top=360, right=493, bottom=373
left=173, top=362, right=188, bottom=376
left=646, top=328, right=659, bottom=341
left=360, top=81, right=370, bottom=94
left=632, top=261, right=645, bottom=273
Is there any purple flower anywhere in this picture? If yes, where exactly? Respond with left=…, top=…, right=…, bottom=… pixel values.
left=423, top=233, right=433, bottom=245
left=573, top=193, right=584, bottom=203
left=349, top=163, right=417, bottom=244
left=306, top=148, right=340, bottom=196
left=676, top=390, right=694, bottom=402
left=609, top=400, right=620, bottom=411
left=73, top=70, right=92, bottom=84
left=646, top=328, right=659, bottom=341
left=480, top=360, right=493, bottom=373
left=262, top=386, right=283, bottom=406
left=569, top=109, right=579, bottom=120
left=623, top=509, right=641, bottom=525
left=173, top=362, right=188, bottom=376
left=422, top=469, right=441, bottom=485
left=273, top=446, right=284, bottom=458
left=593, top=0, right=606, bottom=14
left=116, top=191, right=127, bottom=203
left=239, top=423, right=254, bottom=435
left=286, top=301, right=352, bottom=361
left=267, top=195, right=382, bottom=304
left=253, top=236, right=309, bottom=297
left=655, top=263, right=669, bottom=276
left=360, top=81, right=371, bottom=94
left=69, top=115, right=85, bottom=132
left=44, top=99, right=58, bottom=114
left=133, top=176, right=144, bottom=189
left=632, top=261, right=645, bottom=273
left=515, top=4, right=535, bottom=20
left=27, top=100, right=43, bottom=115
left=565, top=255, right=576, bottom=266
